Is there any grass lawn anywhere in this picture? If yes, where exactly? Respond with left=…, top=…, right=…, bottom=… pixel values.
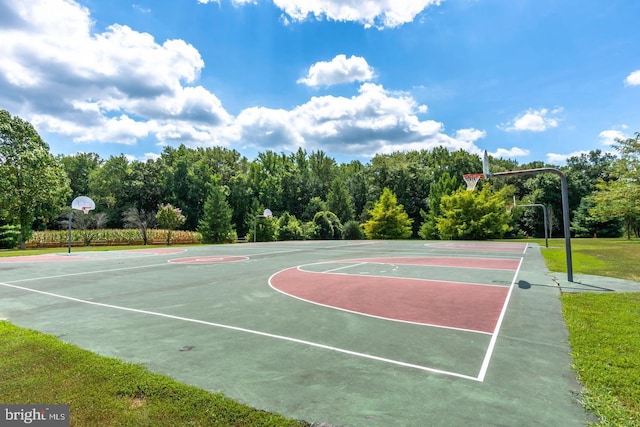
left=523, top=237, right=640, bottom=282
left=561, top=293, right=640, bottom=426
left=1, top=238, right=639, bottom=426
left=526, top=237, right=640, bottom=426
left=0, top=321, right=305, bottom=427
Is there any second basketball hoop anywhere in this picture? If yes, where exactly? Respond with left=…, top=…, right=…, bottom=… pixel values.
left=463, top=173, right=483, bottom=191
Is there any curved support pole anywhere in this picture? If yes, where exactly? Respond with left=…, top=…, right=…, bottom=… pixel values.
left=489, top=168, right=573, bottom=282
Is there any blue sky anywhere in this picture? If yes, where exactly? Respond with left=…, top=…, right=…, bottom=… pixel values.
left=1, top=0, right=639, bottom=165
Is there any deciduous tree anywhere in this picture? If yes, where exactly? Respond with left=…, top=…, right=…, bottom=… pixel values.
left=0, top=110, right=71, bottom=248
left=363, top=188, right=413, bottom=239
left=589, top=132, right=640, bottom=239
left=436, top=186, right=512, bottom=240
left=123, top=207, right=157, bottom=245
left=156, top=203, right=186, bottom=245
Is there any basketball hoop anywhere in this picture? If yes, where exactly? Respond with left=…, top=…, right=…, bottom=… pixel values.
left=72, top=196, right=95, bottom=213
left=463, top=173, right=483, bottom=191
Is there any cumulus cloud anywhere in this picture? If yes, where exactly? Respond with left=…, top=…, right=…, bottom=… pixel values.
left=1, top=0, right=500, bottom=161
left=197, top=0, right=257, bottom=4
left=625, top=70, right=640, bottom=86
left=455, top=129, right=486, bottom=143
left=491, top=147, right=530, bottom=158
left=499, top=108, right=563, bottom=132
left=0, top=0, right=230, bottom=147
left=598, top=129, right=628, bottom=145
left=230, top=83, right=486, bottom=157
left=546, top=151, right=590, bottom=165
left=272, top=0, right=442, bottom=29
left=298, top=55, right=375, bottom=87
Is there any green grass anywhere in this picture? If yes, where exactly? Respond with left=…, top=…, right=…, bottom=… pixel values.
left=561, top=293, right=640, bottom=426
left=0, top=321, right=305, bottom=427
left=520, top=237, right=640, bottom=282
left=521, top=237, right=640, bottom=425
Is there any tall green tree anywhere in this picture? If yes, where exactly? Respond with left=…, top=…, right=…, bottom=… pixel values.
left=571, top=197, right=622, bottom=238
left=88, top=154, right=130, bottom=227
left=363, top=188, right=413, bottom=239
left=339, top=160, right=369, bottom=220
left=127, top=159, right=167, bottom=212
left=436, top=186, right=512, bottom=240
left=197, top=183, right=235, bottom=244
left=327, top=178, right=355, bottom=224
left=59, top=152, right=102, bottom=199
left=303, top=196, right=328, bottom=221
left=0, top=110, right=71, bottom=248
left=419, top=171, right=458, bottom=239
left=308, top=150, right=336, bottom=197
left=589, top=132, right=640, bottom=239
left=590, top=179, right=640, bottom=239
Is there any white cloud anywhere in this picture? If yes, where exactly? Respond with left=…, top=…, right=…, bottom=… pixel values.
left=0, top=0, right=508, bottom=162
left=491, top=147, right=530, bottom=158
left=625, top=70, right=640, bottom=86
left=272, top=0, right=442, bottom=29
left=499, top=108, right=562, bottom=132
left=132, top=4, right=151, bottom=13
left=455, top=129, right=486, bottom=143
left=197, top=0, right=255, bottom=3
left=0, top=0, right=230, bottom=147
left=229, top=83, right=486, bottom=158
left=598, top=129, right=628, bottom=145
left=546, top=150, right=590, bottom=165
left=298, top=55, right=375, bottom=87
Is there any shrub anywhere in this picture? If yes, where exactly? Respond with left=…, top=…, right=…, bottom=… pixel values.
left=0, top=224, right=20, bottom=249
left=343, top=220, right=364, bottom=240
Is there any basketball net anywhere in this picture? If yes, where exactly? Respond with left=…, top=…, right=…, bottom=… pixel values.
left=463, top=173, right=483, bottom=191
left=81, top=206, right=91, bottom=214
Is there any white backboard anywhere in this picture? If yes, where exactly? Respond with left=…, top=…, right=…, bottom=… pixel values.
left=71, top=196, right=95, bottom=213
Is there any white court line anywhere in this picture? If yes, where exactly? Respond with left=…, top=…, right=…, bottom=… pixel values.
left=0, top=280, right=480, bottom=382
left=321, top=262, right=369, bottom=273
left=297, top=263, right=508, bottom=289
left=5, top=262, right=172, bottom=283
left=476, top=257, right=524, bottom=382
left=268, top=269, right=491, bottom=336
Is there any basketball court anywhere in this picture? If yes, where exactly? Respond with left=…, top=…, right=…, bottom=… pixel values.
left=0, top=240, right=590, bottom=426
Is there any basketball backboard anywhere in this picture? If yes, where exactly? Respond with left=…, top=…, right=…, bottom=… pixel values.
left=482, top=150, right=491, bottom=178
left=71, top=196, right=95, bottom=214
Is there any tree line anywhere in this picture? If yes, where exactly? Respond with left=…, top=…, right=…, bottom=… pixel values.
left=1, top=109, right=639, bottom=248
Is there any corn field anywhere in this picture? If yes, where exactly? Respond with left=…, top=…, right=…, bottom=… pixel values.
left=26, top=229, right=202, bottom=248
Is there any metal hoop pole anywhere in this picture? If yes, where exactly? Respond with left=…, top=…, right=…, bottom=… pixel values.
left=68, top=210, right=72, bottom=254
left=516, top=203, right=549, bottom=248
left=490, top=167, right=573, bottom=282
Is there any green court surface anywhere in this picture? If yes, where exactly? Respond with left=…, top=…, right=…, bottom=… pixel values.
left=0, top=241, right=594, bottom=426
